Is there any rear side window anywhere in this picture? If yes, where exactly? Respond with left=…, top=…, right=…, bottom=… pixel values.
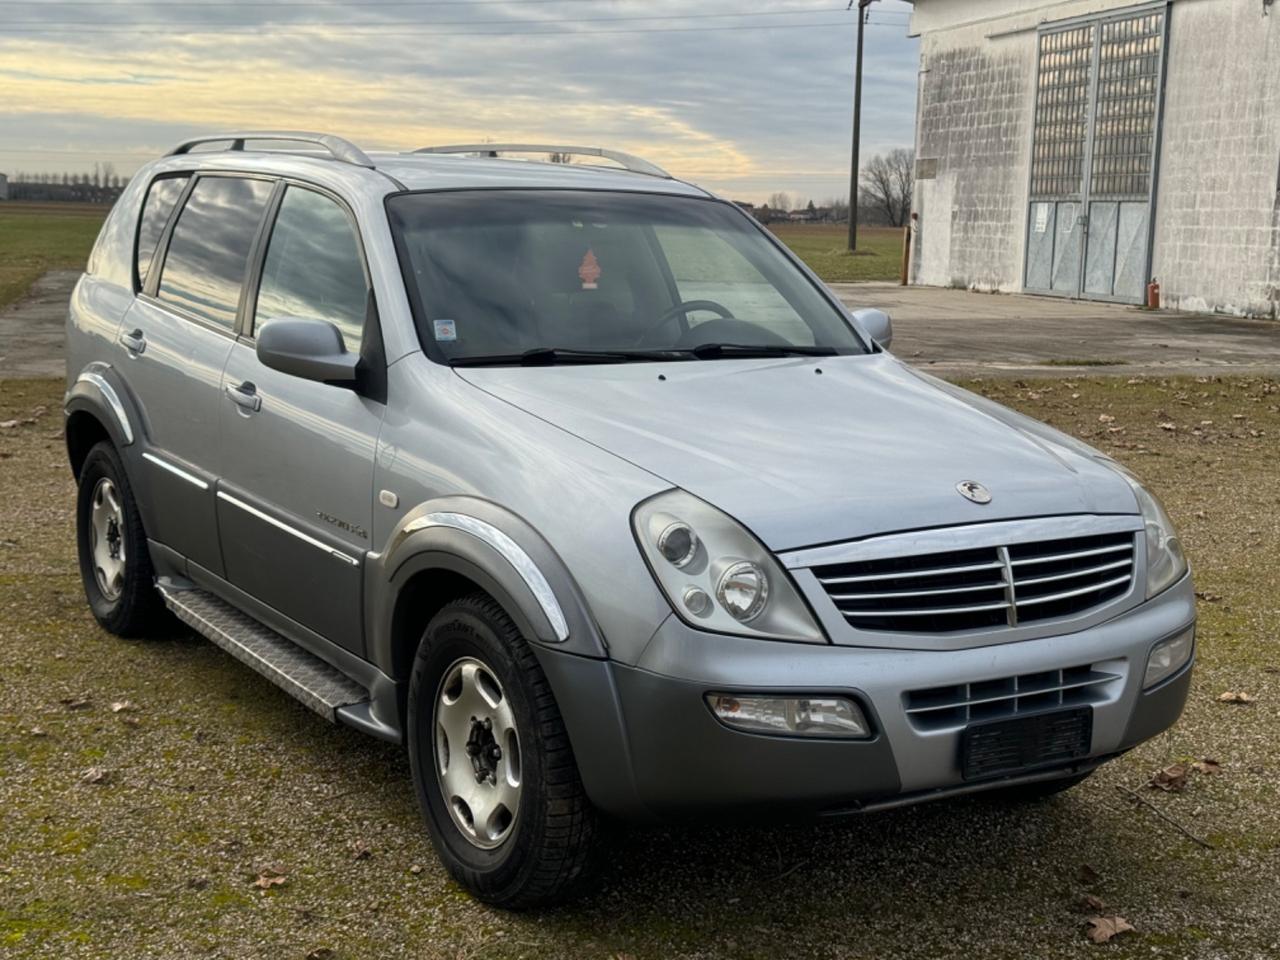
left=156, top=176, right=274, bottom=329
left=254, top=186, right=368, bottom=352
left=135, top=175, right=189, bottom=288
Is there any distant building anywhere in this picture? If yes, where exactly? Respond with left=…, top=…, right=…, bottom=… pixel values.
left=907, top=0, right=1280, bottom=318
left=0, top=173, right=8, bottom=201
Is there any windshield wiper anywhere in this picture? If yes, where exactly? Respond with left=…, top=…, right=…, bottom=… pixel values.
left=684, top=343, right=838, bottom=360
left=450, top=346, right=683, bottom=367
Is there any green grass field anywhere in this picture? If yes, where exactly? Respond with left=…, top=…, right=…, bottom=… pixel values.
left=0, top=203, right=107, bottom=310
left=770, top=223, right=904, bottom=283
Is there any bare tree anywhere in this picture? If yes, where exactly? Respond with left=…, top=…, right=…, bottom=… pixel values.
left=861, top=148, right=915, bottom=227
left=766, top=191, right=792, bottom=213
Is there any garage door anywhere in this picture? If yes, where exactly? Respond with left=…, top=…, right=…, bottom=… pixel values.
left=1023, top=4, right=1168, bottom=303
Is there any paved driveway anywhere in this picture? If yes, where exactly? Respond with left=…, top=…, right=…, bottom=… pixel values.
left=832, top=282, right=1280, bottom=377
left=3, top=272, right=1278, bottom=379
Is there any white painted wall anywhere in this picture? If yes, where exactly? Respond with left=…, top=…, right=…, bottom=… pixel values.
left=909, top=0, right=1280, bottom=318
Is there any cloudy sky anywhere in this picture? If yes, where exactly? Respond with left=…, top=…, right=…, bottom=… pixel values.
left=0, top=0, right=918, bottom=204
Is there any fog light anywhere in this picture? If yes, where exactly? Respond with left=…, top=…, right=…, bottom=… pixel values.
left=1144, top=626, right=1195, bottom=689
left=706, top=693, right=870, bottom=739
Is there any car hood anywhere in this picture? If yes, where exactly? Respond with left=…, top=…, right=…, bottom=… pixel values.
left=455, top=354, right=1138, bottom=551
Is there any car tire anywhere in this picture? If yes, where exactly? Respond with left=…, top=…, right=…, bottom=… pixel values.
left=987, top=771, right=1093, bottom=803
left=407, top=592, right=598, bottom=909
left=75, top=441, right=169, bottom=637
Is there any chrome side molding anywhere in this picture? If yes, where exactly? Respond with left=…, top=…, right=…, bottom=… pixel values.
left=142, top=452, right=209, bottom=490
left=217, top=491, right=361, bottom=567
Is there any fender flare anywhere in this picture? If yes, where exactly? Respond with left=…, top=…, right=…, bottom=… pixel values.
left=64, top=361, right=138, bottom=451
left=370, top=495, right=609, bottom=672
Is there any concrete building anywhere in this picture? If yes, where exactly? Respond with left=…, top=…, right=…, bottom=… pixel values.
left=906, top=0, right=1280, bottom=318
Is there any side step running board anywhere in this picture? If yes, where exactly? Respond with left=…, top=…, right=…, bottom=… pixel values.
left=158, top=581, right=368, bottom=722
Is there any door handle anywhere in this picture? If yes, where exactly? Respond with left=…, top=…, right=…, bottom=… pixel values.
left=119, top=329, right=146, bottom=355
left=225, top=381, right=262, bottom=413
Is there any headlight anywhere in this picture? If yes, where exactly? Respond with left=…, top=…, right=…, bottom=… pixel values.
left=1144, top=627, right=1195, bottom=688
left=633, top=489, right=825, bottom=642
left=1112, top=466, right=1188, bottom=598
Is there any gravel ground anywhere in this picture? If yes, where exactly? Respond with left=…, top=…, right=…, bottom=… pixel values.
left=1, top=375, right=1277, bottom=959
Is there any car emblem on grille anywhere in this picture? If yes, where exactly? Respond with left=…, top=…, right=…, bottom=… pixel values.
left=956, top=480, right=992, bottom=504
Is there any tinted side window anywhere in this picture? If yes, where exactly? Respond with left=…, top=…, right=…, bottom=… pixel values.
left=157, top=176, right=274, bottom=329
left=135, top=175, right=189, bottom=288
left=254, top=187, right=368, bottom=352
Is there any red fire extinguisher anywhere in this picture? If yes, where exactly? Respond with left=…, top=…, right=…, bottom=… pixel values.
left=1146, top=279, right=1161, bottom=310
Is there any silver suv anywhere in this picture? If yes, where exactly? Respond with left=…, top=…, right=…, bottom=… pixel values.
left=66, top=132, right=1195, bottom=907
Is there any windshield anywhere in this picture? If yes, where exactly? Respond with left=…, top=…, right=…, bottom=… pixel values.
left=386, top=190, right=869, bottom=364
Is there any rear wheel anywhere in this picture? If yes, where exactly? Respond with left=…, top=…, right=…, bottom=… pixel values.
left=407, top=593, right=598, bottom=908
left=75, top=441, right=167, bottom=636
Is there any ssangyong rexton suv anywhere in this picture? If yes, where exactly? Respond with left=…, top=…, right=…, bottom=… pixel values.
left=65, top=133, right=1195, bottom=907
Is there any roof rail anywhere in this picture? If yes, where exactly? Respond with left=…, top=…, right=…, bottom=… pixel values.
left=167, top=131, right=375, bottom=169
left=413, top=143, right=671, bottom=179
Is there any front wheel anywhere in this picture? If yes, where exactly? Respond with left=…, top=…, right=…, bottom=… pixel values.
left=75, top=441, right=168, bottom=637
left=407, top=593, right=598, bottom=908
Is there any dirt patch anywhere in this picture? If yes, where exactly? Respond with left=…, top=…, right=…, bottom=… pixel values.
left=0, top=270, right=79, bottom=379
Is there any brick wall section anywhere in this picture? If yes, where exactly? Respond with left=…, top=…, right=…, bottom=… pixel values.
left=910, top=0, right=1280, bottom=318
left=1153, top=0, right=1280, bottom=318
left=912, top=30, right=1035, bottom=292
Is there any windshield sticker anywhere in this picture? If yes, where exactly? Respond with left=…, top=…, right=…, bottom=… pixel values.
left=578, top=249, right=602, bottom=290
left=433, top=318, right=457, bottom=342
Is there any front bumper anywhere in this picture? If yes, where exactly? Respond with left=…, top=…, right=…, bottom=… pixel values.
left=538, top=572, right=1195, bottom=821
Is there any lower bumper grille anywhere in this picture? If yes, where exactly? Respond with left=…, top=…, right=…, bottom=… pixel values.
left=813, top=531, right=1136, bottom=634
left=961, top=707, right=1094, bottom=781
left=905, top=662, right=1122, bottom=732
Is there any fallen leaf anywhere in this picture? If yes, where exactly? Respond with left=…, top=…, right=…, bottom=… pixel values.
left=1192, top=758, right=1222, bottom=775
left=109, top=700, right=137, bottom=713
left=409, top=864, right=423, bottom=875
left=1077, top=864, right=1102, bottom=885
left=349, top=838, right=372, bottom=861
left=1217, top=691, right=1256, bottom=705
left=28, top=727, right=48, bottom=738
left=0, top=420, right=19, bottom=429
left=1149, top=763, right=1189, bottom=792
left=82, top=767, right=110, bottom=785
left=59, top=697, right=91, bottom=711
left=1098, top=414, right=1116, bottom=423
left=1086, top=916, right=1135, bottom=944
left=1158, top=421, right=1177, bottom=431
left=1195, top=591, right=1222, bottom=603
left=252, top=867, right=288, bottom=892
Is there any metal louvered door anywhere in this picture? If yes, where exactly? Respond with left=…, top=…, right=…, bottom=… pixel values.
left=1024, top=5, right=1168, bottom=303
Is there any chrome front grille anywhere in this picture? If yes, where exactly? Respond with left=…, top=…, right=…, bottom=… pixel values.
left=905, top=663, right=1123, bottom=731
left=813, top=532, right=1135, bottom=634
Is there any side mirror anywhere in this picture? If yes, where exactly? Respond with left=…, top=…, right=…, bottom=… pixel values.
left=850, top=307, right=893, bottom=351
left=256, top=317, right=359, bottom=386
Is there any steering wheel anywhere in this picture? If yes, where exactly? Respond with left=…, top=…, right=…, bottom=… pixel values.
left=636, top=299, right=735, bottom=346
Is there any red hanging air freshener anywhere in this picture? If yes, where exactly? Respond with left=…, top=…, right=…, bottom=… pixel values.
left=578, top=249, right=601, bottom=290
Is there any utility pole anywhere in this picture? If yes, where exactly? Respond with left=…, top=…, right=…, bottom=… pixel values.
left=847, top=0, right=874, bottom=252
